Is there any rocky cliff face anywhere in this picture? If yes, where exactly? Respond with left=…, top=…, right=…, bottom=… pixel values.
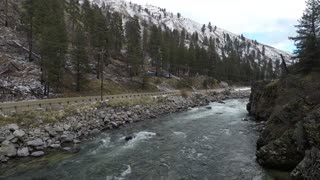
left=248, top=73, right=320, bottom=179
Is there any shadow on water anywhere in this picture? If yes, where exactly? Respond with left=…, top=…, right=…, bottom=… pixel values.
left=1, top=99, right=291, bottom=180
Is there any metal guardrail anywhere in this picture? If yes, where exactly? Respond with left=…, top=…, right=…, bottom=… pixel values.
left=0, top=88, right=241, bottom=115
left=0, top=91, right=180, bottom=115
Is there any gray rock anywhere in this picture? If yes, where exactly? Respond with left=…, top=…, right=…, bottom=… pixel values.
left=54, top=125, right=64, bottom=132
left=63, top=124, right=71, bottom=131
left=27, top=138, right=44, bottom=147
left=62, top=147, right=72, bottom=152
left=61, top=134, right=74, bottom=142
left=3, top=143, right=17, bottom=157
left=31, top=151, right=44, bottom=157
left=50, top=144, right=61, bottom=149
left=62, top=146, right=80, bottom=153
left=291, top=147, right=320, bottom=180
left=35, top=146, right=44, bottom=150
left=73, top=139, right=81, bottom=144
left=0, top=154, right=5, bottom=162
left=17, top=147, right=29, bottom=157
left=13, top=130, right=25, bottom=138
left=33, top=128, right=41, bottom=134
left=11, top=138, right=18, bottom=143
left=45, top=127, right=57, bottom=137
left=110, top=122, right=118, bottom=128
left=8, top=124, right=19, bottom=131
left=0, top=137, right=5, bottom=143
left=6, top=134, right=15, bottom=141
left=90, top=129, right=100, bottom=135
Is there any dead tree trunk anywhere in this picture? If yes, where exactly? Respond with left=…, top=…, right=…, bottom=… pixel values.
left=280, top=54, right=289, bottom=74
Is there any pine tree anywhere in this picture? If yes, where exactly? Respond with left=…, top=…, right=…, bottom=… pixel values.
left=177, top=13, right=181, bottom=18
left=67, top=0, right=80, bottom=32
left=90, top=5, right=109, bottom=79
left=82, top=0, right=94, bottom=33
left=290, top=0, right=320, bottom=68
left=21, top=0, right=36, bottom=62
left=266, top=59, right=274, bottom=79
left=201, top=24, right=206, bottom=33
left=208, top=22, right=213, bottom=32
left=262, top=45, right=265, bottom=56
left=125, top=16, right=142, bottom=76
left=149, top=25, right=162, bottom=76
left=142, top=27, right=149, bottom=57
left=36, top=0, right=68, bottom=95
left=274, top=59, right=281, bottom=78
left=72, top=26, right=89, bottom=92
left=110, top=12, right=124, bottom=56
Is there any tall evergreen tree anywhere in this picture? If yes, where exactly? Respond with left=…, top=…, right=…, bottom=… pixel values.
left=110, top=12, right=124, bottom=56
left=72, top=26, right=89, bottom=92
left=21, top=0, right=36, bottom=62
left=125, top=16, right=142, bottom=76
left=290, top=0, right=320, bottom=68
left=36, top=0, right=68, bottom=95
left=208, top=22, right=213, bottom=32
left=201, top=24, right=206, bottom=33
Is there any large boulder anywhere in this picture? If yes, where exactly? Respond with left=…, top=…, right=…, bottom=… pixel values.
left=8, top=124, right=19, bottom=132
left=248, top=74, right=320, bottom=176
left=2, top=142, right=17, bottom=157
left=13, top=129, right=25, bottom=138
left=17, top=147, right=29, bottom=157
left=256, top=130, right=304, bottom=170
left=31, top=151, right=44, bottom=157
left=27, top=138, right=45, bottom=147
left=291, top=148, right=320, bottom=180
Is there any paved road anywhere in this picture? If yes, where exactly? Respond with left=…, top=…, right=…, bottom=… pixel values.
left=0, top=88, right=250, bottom=115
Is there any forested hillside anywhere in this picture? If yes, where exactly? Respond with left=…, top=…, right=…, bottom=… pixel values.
left=0, top=0, right=292, bottom=99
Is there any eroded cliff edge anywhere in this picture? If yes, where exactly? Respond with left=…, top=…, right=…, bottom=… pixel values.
left=248, top=73, right=320, bottom=179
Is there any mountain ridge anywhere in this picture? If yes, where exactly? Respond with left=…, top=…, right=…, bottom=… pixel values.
left=90, top=0, right=293, bottom=64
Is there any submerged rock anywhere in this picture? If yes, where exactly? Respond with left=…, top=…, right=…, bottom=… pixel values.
left=31, top=151, right=45, bottom=157
left=125, top=136, right=134, bottom=141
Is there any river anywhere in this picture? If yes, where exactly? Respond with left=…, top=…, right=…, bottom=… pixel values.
left=1, top=99, right=290, bottom=180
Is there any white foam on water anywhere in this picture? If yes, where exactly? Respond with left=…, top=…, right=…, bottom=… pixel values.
left=88, top=137, right=112, bottom=155
left=220, top=129, right=231, bottom=136
left=123, top=131, right=156, bottom=149
left=203, top=136, right=209, bottom=140
left=121, top=165, right=132, bottom=177
left=173, top=132, right=187, bottom=138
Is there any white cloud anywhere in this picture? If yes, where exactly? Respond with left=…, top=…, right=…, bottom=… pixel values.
left=128, top=0, right=306, bottom=52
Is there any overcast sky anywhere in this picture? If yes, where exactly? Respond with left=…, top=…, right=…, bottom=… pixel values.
left=129, top=0, right=306, bottom=53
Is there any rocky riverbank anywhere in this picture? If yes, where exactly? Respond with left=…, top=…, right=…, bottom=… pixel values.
left=247, top=73, right=320, bottom=179
left=0, top=90, right=250, bottom=164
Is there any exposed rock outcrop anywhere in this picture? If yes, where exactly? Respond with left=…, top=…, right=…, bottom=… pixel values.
left=248, top=73, right=320, bottom=179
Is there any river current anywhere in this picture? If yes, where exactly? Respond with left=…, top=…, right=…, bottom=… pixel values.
left=2, top=99, right=290, bottom=180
